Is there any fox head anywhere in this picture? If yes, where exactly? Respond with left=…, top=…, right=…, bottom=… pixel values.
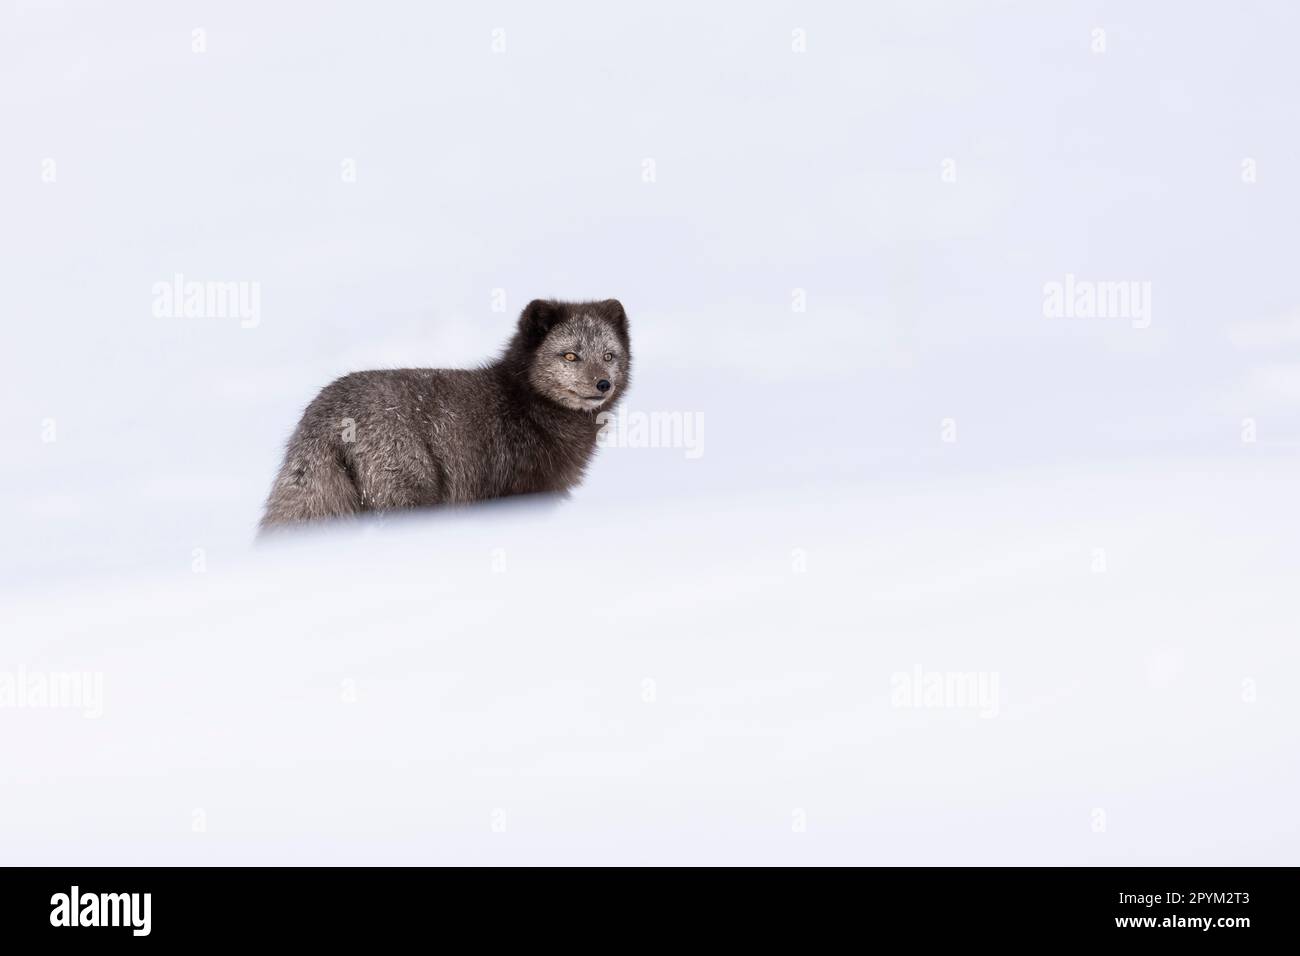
left=509, top=298, right=631, bottom=412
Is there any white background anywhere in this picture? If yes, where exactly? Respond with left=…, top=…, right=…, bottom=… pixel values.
left=1, top=1, right=1297, bottom=864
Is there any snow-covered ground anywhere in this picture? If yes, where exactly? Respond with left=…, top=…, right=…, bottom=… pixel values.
left=4, top=465, right=1298, bottom=864
left=2, top=2, right=1298, bottom=864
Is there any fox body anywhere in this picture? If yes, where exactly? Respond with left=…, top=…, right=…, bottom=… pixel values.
left=259, top=298, right=630, bottom=531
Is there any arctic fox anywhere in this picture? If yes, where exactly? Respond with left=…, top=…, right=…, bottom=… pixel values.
left=259, top=298, right=630, bottom=531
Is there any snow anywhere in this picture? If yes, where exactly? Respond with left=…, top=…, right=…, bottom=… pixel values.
left=2, top=1, right=1298, bottom=864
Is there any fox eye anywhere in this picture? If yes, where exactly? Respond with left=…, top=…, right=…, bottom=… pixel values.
left=603, top=352, right=615, bottom=362
left=562, top=352, right=578, bottom=362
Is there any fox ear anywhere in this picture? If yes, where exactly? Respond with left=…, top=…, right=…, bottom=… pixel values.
left=518, top=299, right=563, bottom=346
left=601, top=299, right=627, bottom=333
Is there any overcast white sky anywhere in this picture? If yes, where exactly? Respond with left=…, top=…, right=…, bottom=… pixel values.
left=1, top=1, right=1296, bottom=864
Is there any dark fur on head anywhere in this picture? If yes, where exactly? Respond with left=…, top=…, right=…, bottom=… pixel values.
left=259, top=298, right=632, bottom=532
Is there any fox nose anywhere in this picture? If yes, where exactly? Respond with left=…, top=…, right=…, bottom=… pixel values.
left=596, top=379, right=611, bottom=392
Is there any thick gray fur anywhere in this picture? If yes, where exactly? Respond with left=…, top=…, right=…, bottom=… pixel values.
left=259, top=298, right=630, bottom=532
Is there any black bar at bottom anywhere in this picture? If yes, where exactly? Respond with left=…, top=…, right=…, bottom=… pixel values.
left=0, top=867, right=1291, bottom=943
